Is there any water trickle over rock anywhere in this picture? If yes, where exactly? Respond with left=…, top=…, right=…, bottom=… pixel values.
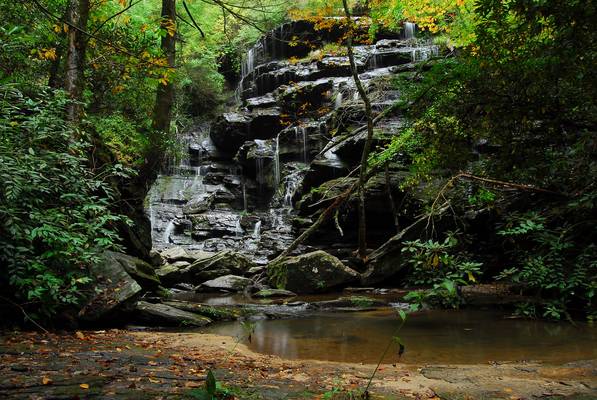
left=146, top=19, right=440, bottom=274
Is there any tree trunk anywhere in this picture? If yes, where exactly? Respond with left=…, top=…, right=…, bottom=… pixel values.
left=151, top=0, right=176, bottom=137
left=64, top=0, right=90, bottom=122
left=143, top=0, right=176, bottom=179
left=342, top=0, right=375, bottom=261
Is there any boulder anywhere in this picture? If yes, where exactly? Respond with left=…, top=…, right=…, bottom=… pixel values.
left=267, top=250, right=359, bottom=293
left=78, top=252, right=143, bottom=322
left=188, top=251, right=255, bottom=281
left=160, top=247, right=196, bottom=263
left=110, top=251, right=161, bottom=289
left=158, top=250, right=256, bottom=286
left=135, top=301, right=211, bottom=327
left=156, top=252, right=216, bottom=286
left=210, top=112, right=251, bottom=153
left=198, top=275, right=253, bottom=292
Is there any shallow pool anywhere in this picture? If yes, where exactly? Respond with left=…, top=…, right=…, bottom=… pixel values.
left=202, top=309, right=596, bottom=364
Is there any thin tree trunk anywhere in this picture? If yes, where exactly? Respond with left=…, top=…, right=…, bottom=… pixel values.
left=342, top=0, right=375, bottom=260
left=385, top=163, right=400, bottom=232
left=64, top=0, right=90, bottom=122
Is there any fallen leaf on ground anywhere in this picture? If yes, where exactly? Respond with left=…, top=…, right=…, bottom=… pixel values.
left=42, top=376, right=52, bottom=385
left=80, top=383, right=89, bottom=389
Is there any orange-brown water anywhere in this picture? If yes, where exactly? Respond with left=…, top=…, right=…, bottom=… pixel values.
left=203, top=309, right=596, bottom=364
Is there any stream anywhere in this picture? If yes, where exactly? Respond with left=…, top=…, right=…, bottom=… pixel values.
left=201, top=307, right=596, bottom=364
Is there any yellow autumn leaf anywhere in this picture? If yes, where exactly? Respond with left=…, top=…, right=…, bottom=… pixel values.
left=467, top=271, right=476, bottom=282
left=75, top=330, right=86, bottom=340
left=148, top=377, right=160, bottom=383
left=80, top=383, right=89, bottom=389
left=38, top=48, right=57, bottom=61
left=42, top=376, right=53, bottom=385
left=432, top=254, right=440, bottom=268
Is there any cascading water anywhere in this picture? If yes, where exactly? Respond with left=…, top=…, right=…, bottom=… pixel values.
left=146, top=18, right=444, bottom=263
left=273, top=132, right=281, bottom=187
left=411, top=45, right=439, bottom=62
left=252, top=220, right=262, bottom=239
left=404, top=22, right=416, bottom=39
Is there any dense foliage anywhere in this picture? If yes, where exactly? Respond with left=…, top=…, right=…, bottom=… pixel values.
left=368, top=0, right=596, bottom=319
left=0, top=0, right=286, bottom=321
left=0, top=85, right=130, bottom=318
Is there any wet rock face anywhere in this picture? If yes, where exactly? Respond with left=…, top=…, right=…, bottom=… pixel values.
left=146, top=19, right=441, bottom=281
left=268, top=250, right=360, bottom=293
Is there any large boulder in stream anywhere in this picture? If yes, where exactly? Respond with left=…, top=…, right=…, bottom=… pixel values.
left=135, top=301, right=211, bottom=327
left=156, top=250, right=256, bottom=286
left=267, top=250, right=359, bottom=293
left=79, top=252, right=145, bottom=322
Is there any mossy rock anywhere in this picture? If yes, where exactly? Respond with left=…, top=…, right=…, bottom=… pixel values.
left=253, top=289, right=297, bottom=298
left=267, top=250, right=359, bottom=294
left=163, top=300, right=242, bottom=321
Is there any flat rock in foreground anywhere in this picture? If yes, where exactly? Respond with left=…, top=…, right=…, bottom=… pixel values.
left=135, top=301, right=212, bottom=327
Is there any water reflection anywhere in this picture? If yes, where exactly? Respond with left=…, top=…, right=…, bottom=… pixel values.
left=202, top=309, right=596, bottom=364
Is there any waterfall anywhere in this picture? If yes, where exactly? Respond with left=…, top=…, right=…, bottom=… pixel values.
left=242, top=178, right=248, bottom=211
left=255, top=157, right=265, bottom=189
left=411, top=45, right=439, bottom=62
left=301, top=127, right=308, bottom=164
left=241, top=47, right=255, bottom=79
left=274, top=132, right=281, bottom=187
left=334, top=91, right=343, bottom=110
left=252, top=220, right=262, bottom=239
left=234, top=217, right=244, bottom=237
left=283, top=170, right=302, bottom=207
left=163, top=220, right=175, bottom=244
left=404, top=22, right=416, bottom=39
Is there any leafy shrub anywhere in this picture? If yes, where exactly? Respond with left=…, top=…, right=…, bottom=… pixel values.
left=87, top=114, right=149, bottom=166
left=0, top=85, right=129, bottom=319
left=401, top=234, right=482, bottom=309
left=496, top=212, right=596, bottom=320
left=402, top=234, right=482, bottom=286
